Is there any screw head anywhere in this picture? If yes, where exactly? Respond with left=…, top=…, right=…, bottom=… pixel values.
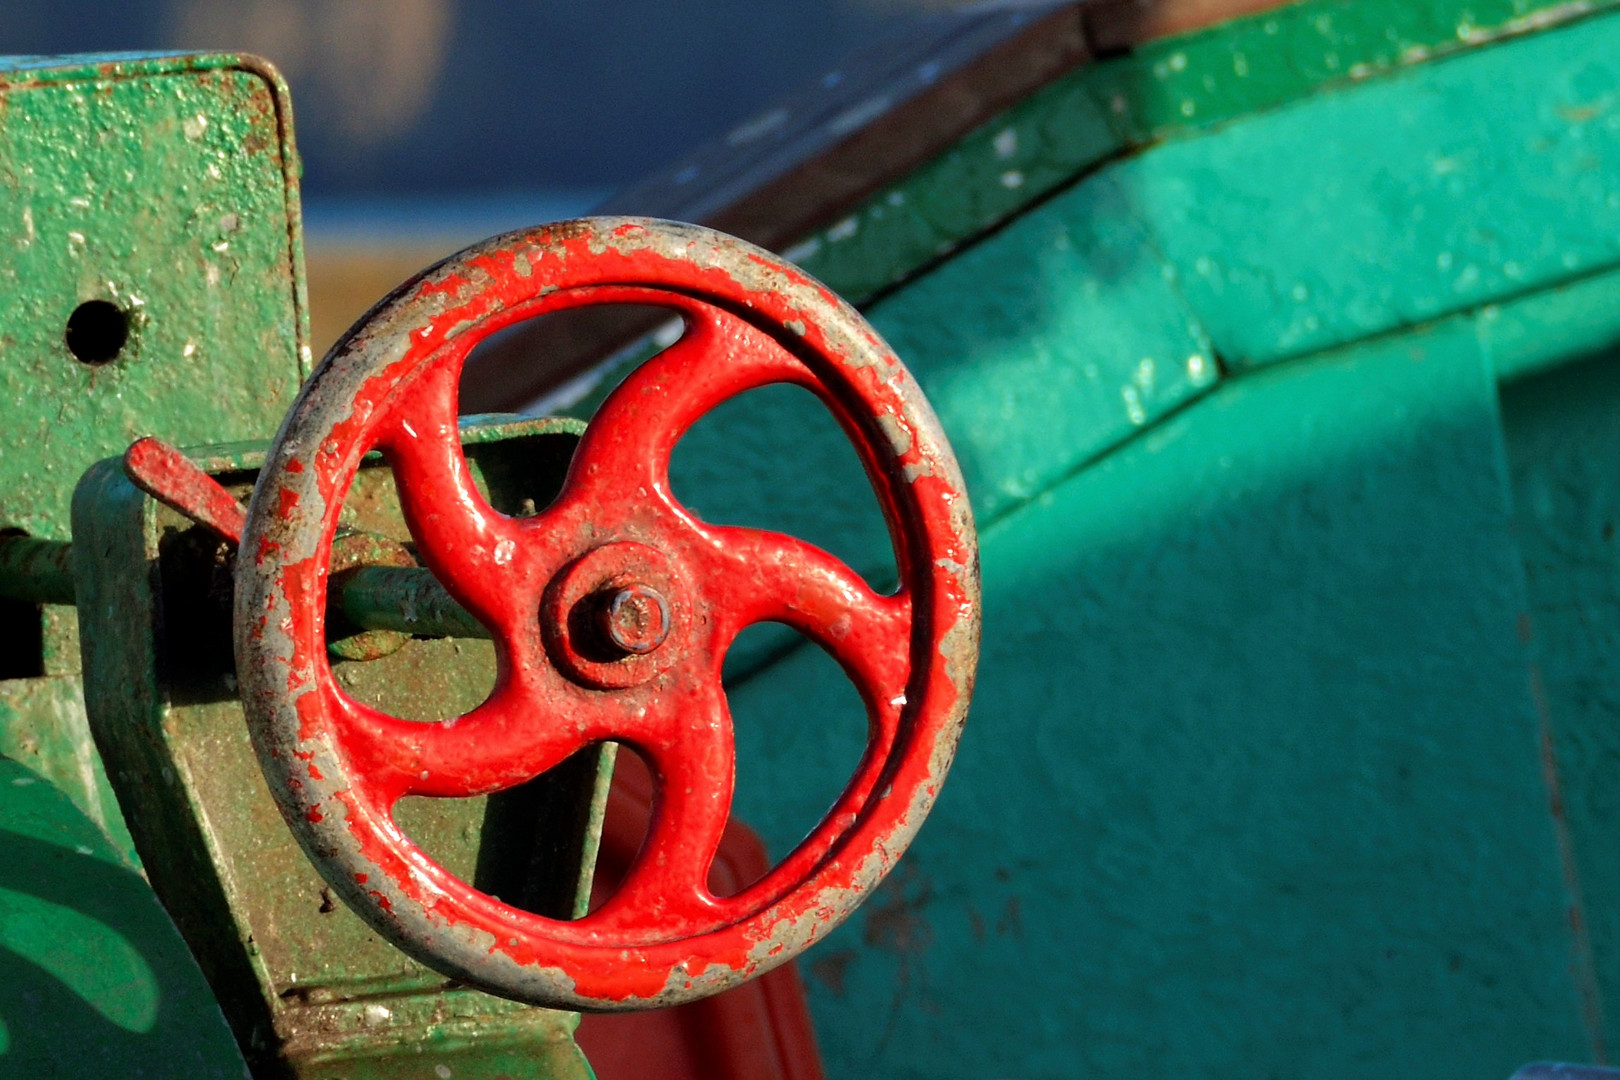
left=598, top=583, right=671, bottom=655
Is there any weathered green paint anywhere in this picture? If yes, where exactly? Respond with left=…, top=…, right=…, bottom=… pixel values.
left=0, top=52, right=307, bottom=542
left=1480, top=264, right=1620, bottom=385
left=0, top=753, right=246, bottom=1076
left=0, top=52, right=309, bottom=914
left=646, top=3, right=1620, bottom=1077
left=70, top=417, right=599, bottom=1079
left=1128, top=12, right=1620, bottom=369
left=0, top=672, right=134, bottom=865
left=1501, top=352, right=1620, bottom=1051
left=790, top=0, right=1620, bottom=306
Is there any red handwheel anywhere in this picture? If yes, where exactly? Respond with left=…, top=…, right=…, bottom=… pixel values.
left=234, top=218, right=980, bottom=1010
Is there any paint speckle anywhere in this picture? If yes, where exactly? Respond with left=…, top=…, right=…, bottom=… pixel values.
left=999, top=170, right=1024, bottom=189
left=1122, top=384, right=1146, bottom=426
left=828, top=216, right=859, bottom=242
left=993, top=127, right=1019, bottom=160
left=182, top=113, right=208, bottom=140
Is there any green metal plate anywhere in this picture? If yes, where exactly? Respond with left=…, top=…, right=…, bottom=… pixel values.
left=0, top=53, right=307, bottom=542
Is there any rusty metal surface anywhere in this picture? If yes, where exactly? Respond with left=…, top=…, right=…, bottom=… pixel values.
left=235, top=218, right=980, bottom=1010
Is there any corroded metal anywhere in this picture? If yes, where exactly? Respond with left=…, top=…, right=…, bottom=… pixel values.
left=234, top=217, right=982, bottom=1011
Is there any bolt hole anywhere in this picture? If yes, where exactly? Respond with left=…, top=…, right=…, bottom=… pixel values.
left=65, top=300, right=129, bottom=365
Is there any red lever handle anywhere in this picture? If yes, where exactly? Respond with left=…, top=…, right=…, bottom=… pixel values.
left=123, top=436, right=245, bottom=544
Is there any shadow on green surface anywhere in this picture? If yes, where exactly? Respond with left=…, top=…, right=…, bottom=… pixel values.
left=0, top=761, right=245, bottom=1078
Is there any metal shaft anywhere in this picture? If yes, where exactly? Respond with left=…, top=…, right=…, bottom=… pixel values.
left=0, top=536, right=75, bottom=606
left=0, top=535, right=486, bottom=641
left=334, top=564, right=491, bottom=640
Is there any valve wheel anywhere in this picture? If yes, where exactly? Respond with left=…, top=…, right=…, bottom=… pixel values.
left=234, top=218, right=980, bottom=1010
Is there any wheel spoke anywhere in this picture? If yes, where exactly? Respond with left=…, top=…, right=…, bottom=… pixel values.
left=330, top=671, right=610, bottom=802
left=584, top=677, right=736, bottom=933
left=561, top=307, right=810, bottom=508
left=704, top=525, right=911, bottom=700
left=373, top=356, right=538, bottom=634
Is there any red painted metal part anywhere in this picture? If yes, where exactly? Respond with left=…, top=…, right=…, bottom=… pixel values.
left=124, top=435, right=246, bottom=544
left=576, top=751, right=828, bottom=1080
left=233, top=218, right=980, bottom=1010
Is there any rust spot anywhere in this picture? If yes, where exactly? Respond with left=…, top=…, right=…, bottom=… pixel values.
left=862, top=867, right=933, bottom=955
left=808, top=950, right=855, bottom=996
left=995, top=896, right=1023, bottom=938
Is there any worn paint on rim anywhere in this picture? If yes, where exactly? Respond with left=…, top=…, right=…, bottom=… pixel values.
left=234, top=217, right=980, bottom=1010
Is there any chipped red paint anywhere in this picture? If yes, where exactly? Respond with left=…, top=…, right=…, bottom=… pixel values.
left=123, top=436, right=248, bottom=543
left=233, top=218, right=980, bottom=1010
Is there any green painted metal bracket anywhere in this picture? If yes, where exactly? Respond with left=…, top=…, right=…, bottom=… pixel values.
left=69, top=416, right=602, bottom=1079
left=0, top=50, right=309, bottom=874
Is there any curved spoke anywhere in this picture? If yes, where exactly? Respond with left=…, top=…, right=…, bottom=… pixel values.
left=330, top=674, right=611, bottom=803
left=584, top=678, right=736, bottom=933
left=562, top=308, right=811, bottom=508
left=691, top=526, right=914, bottom=908
left=703, top=525, right=912, bottom=701
left=373, top=356, right=537, bottom=632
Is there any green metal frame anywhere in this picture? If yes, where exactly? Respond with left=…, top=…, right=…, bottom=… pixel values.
left=71, top=419, right=603, bottom=1079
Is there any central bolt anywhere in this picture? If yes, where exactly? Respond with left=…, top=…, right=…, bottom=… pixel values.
left=597, top=583, right=671, bottom=655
